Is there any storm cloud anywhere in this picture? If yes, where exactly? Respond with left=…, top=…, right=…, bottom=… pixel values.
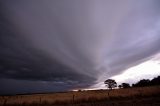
left=0, top=0, right=160, bottom=94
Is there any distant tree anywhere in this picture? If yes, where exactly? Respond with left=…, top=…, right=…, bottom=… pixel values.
left=132, top=84, right=135, bottom=87
left=121, top=83, right=130, bottom=88
left=132, top=79, right=150, bottom=87
left=118, top=85, right=122, bottom=89
left=151, top=76, right=160, bottom=86
left=78, top=89, right=82, bottom=92
left=104, top=79, right=117, bottom=90
left=132, top=75, right=160, bottom=87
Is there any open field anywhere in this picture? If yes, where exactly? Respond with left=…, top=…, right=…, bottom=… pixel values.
left=0, top=86, right=160, bottom=106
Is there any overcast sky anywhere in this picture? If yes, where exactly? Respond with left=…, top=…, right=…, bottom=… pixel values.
left=0, top=0, right=160, bottom=95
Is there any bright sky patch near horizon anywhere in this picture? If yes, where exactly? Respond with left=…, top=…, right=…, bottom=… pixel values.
left=112, top=60, right=160, bottom=85
left=88, top=55, right=160, bottom=90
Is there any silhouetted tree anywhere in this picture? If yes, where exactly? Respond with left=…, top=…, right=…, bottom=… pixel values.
left=131, top=75, right=160, bottom=87
left=118, top=85, right=122, bottom=89
left=104, top=79, right=117, bottom=90
left=132, top=79, right=150, bottom=87
left=150, top=76, right=160, bottom=85
left=132, top=84, right=135, bottom=87
left=121, top=83, right=130, bottom=88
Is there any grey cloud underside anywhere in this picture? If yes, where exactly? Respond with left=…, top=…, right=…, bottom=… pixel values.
left=0, top=36, right=95, bottom=83
left=0, top=15, right=95, bottom=86
left=0, top=0, right=160, bottom=94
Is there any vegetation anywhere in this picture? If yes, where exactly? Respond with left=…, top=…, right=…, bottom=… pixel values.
left=104, top=79, right=117, bottom=90
left=115, top=75, right=160, bottom=88
left=132, top=76, right=160, bottom=87
left=120, top=83, right=130, bottom=88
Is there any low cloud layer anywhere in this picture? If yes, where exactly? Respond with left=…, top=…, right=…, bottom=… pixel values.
left=0, top=0, right=160, bottom=94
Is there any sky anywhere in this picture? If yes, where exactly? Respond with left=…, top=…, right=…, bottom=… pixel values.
left=0, top=0, right=160, bottom=95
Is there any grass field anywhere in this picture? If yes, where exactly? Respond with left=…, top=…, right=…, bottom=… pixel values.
left=0, top=86, right=160, bottom=106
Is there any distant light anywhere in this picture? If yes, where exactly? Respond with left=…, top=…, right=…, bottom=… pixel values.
left=111, top=60, right=160, bottom=84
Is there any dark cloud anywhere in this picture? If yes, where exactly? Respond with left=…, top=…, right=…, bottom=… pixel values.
left=0, top=78, right=84, bottom=95
left=0, top=0, right=160, bottom=94
left=0, top=8, right=96, bottom=95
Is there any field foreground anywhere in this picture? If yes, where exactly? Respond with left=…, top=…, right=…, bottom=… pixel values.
left=0, top=86, right=160, bottom=106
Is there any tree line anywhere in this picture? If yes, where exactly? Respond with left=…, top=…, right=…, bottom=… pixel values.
left=104, top=75, right=160, bottom=89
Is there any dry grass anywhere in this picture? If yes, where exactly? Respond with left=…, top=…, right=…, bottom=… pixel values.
left=0, top=86, right=160, bottom=106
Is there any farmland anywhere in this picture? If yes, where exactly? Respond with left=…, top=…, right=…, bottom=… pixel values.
left=0, top=86, right=160, bottom=106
